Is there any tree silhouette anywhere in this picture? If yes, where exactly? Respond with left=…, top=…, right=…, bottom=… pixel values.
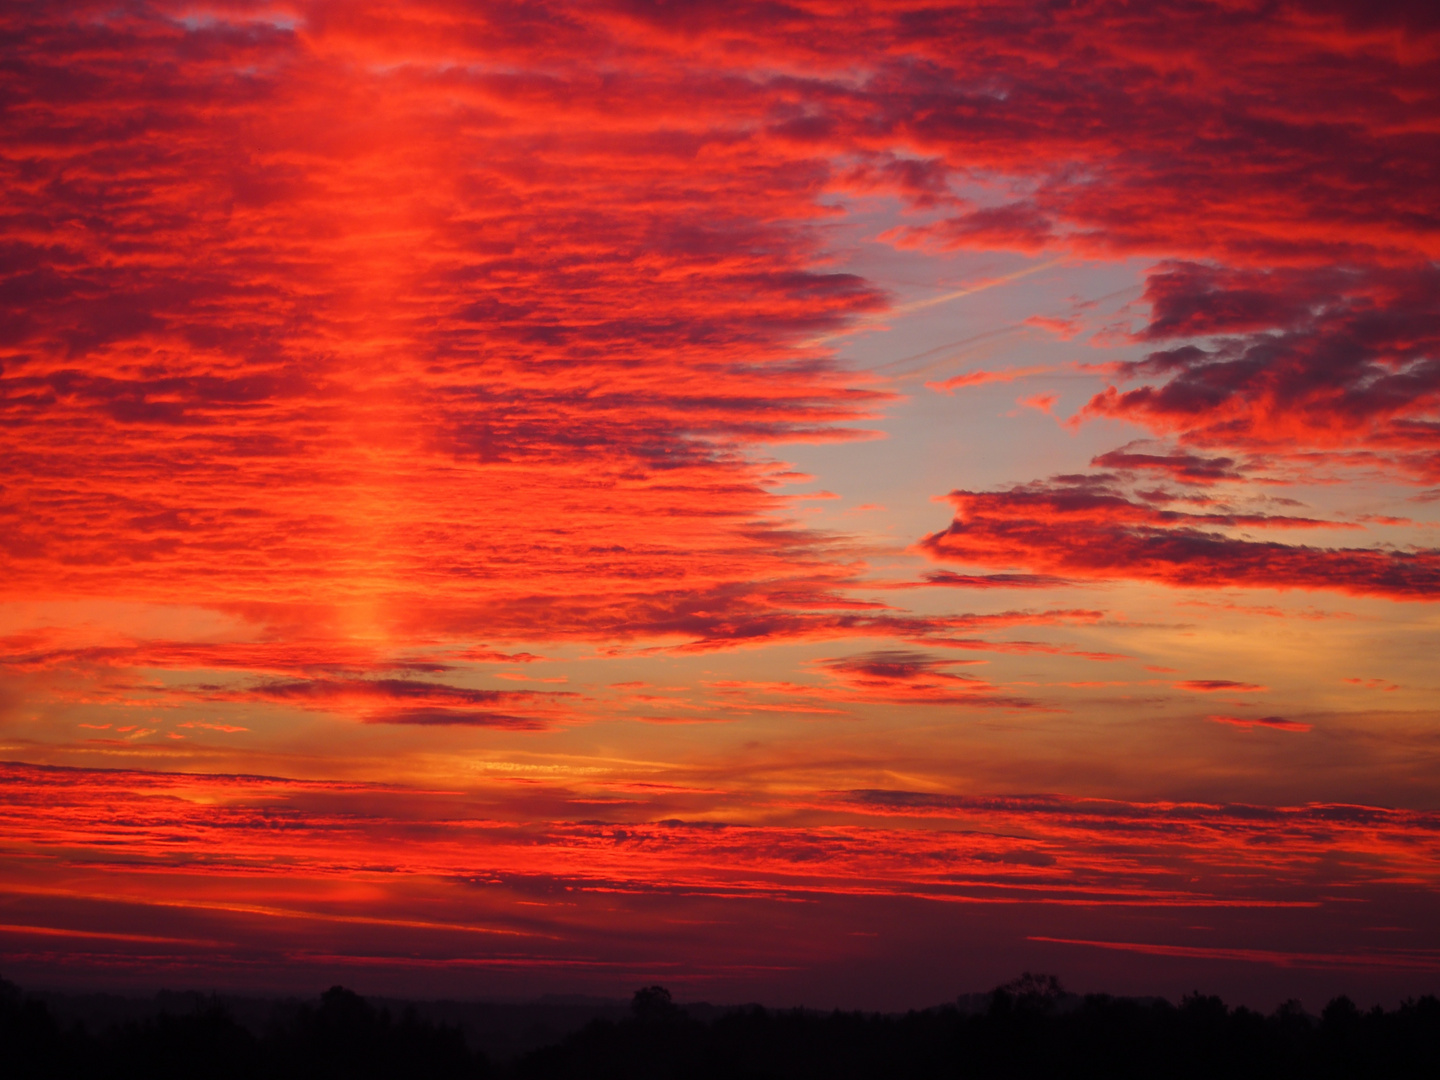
left=4, top=972, right=1440, bottom=1079
left=631, top=987, right=679, bottom=1023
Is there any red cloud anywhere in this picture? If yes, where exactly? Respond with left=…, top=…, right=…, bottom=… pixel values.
left=925, top=366, right=1056, bottom=394
left=1178, top=680, right=1268, bottom=693
left=1, top=756, right=1437, bottom=998
left=1208, top=714, right=1312, bottom=732
left=1, top=0, right=1435, bottom=653
left=900, top=201, right=1055, bottom=253
left=1018, top=393, right=1059, bottom=415
left=193, top=676, right=577, bottom=729
left=921, top=571, right=1076, bottom=590
left=0, top=0, right=909, bottom=659
left=1343, top=677, right=1400, bottom=691
left=920, top=479, right=1440, bottom=600
left=1074, top=264, right=1440, bottom=479
left=2, top=0, right=1439, bottom=1002
left=1090, top=444, right=1244, bottom=484
left=815, top=650, right=1034, bottom=708
left=5, top=758, right=1436, bottom=932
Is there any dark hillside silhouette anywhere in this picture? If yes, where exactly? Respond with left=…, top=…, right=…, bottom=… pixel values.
left=3, top=973, right=1438, bottom=1079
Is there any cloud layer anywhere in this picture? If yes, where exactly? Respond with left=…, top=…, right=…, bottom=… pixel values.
left=1, top=0, right=1438, bottom=1003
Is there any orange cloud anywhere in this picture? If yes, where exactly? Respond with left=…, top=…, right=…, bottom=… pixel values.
left=1178, top=681, right=1269, bottom=694
left=1208, top=715, right=1312, bottom=732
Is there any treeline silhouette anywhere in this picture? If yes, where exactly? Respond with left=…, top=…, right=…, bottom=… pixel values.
left=5, top=973, right=1438, bottom=1079
left=3, top=980, right=483, bottom=1080
left=520, top=980, right=1439, bottom=1080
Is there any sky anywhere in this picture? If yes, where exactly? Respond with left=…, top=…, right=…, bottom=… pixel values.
left=1, top=0, right=1439, bottom=1012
